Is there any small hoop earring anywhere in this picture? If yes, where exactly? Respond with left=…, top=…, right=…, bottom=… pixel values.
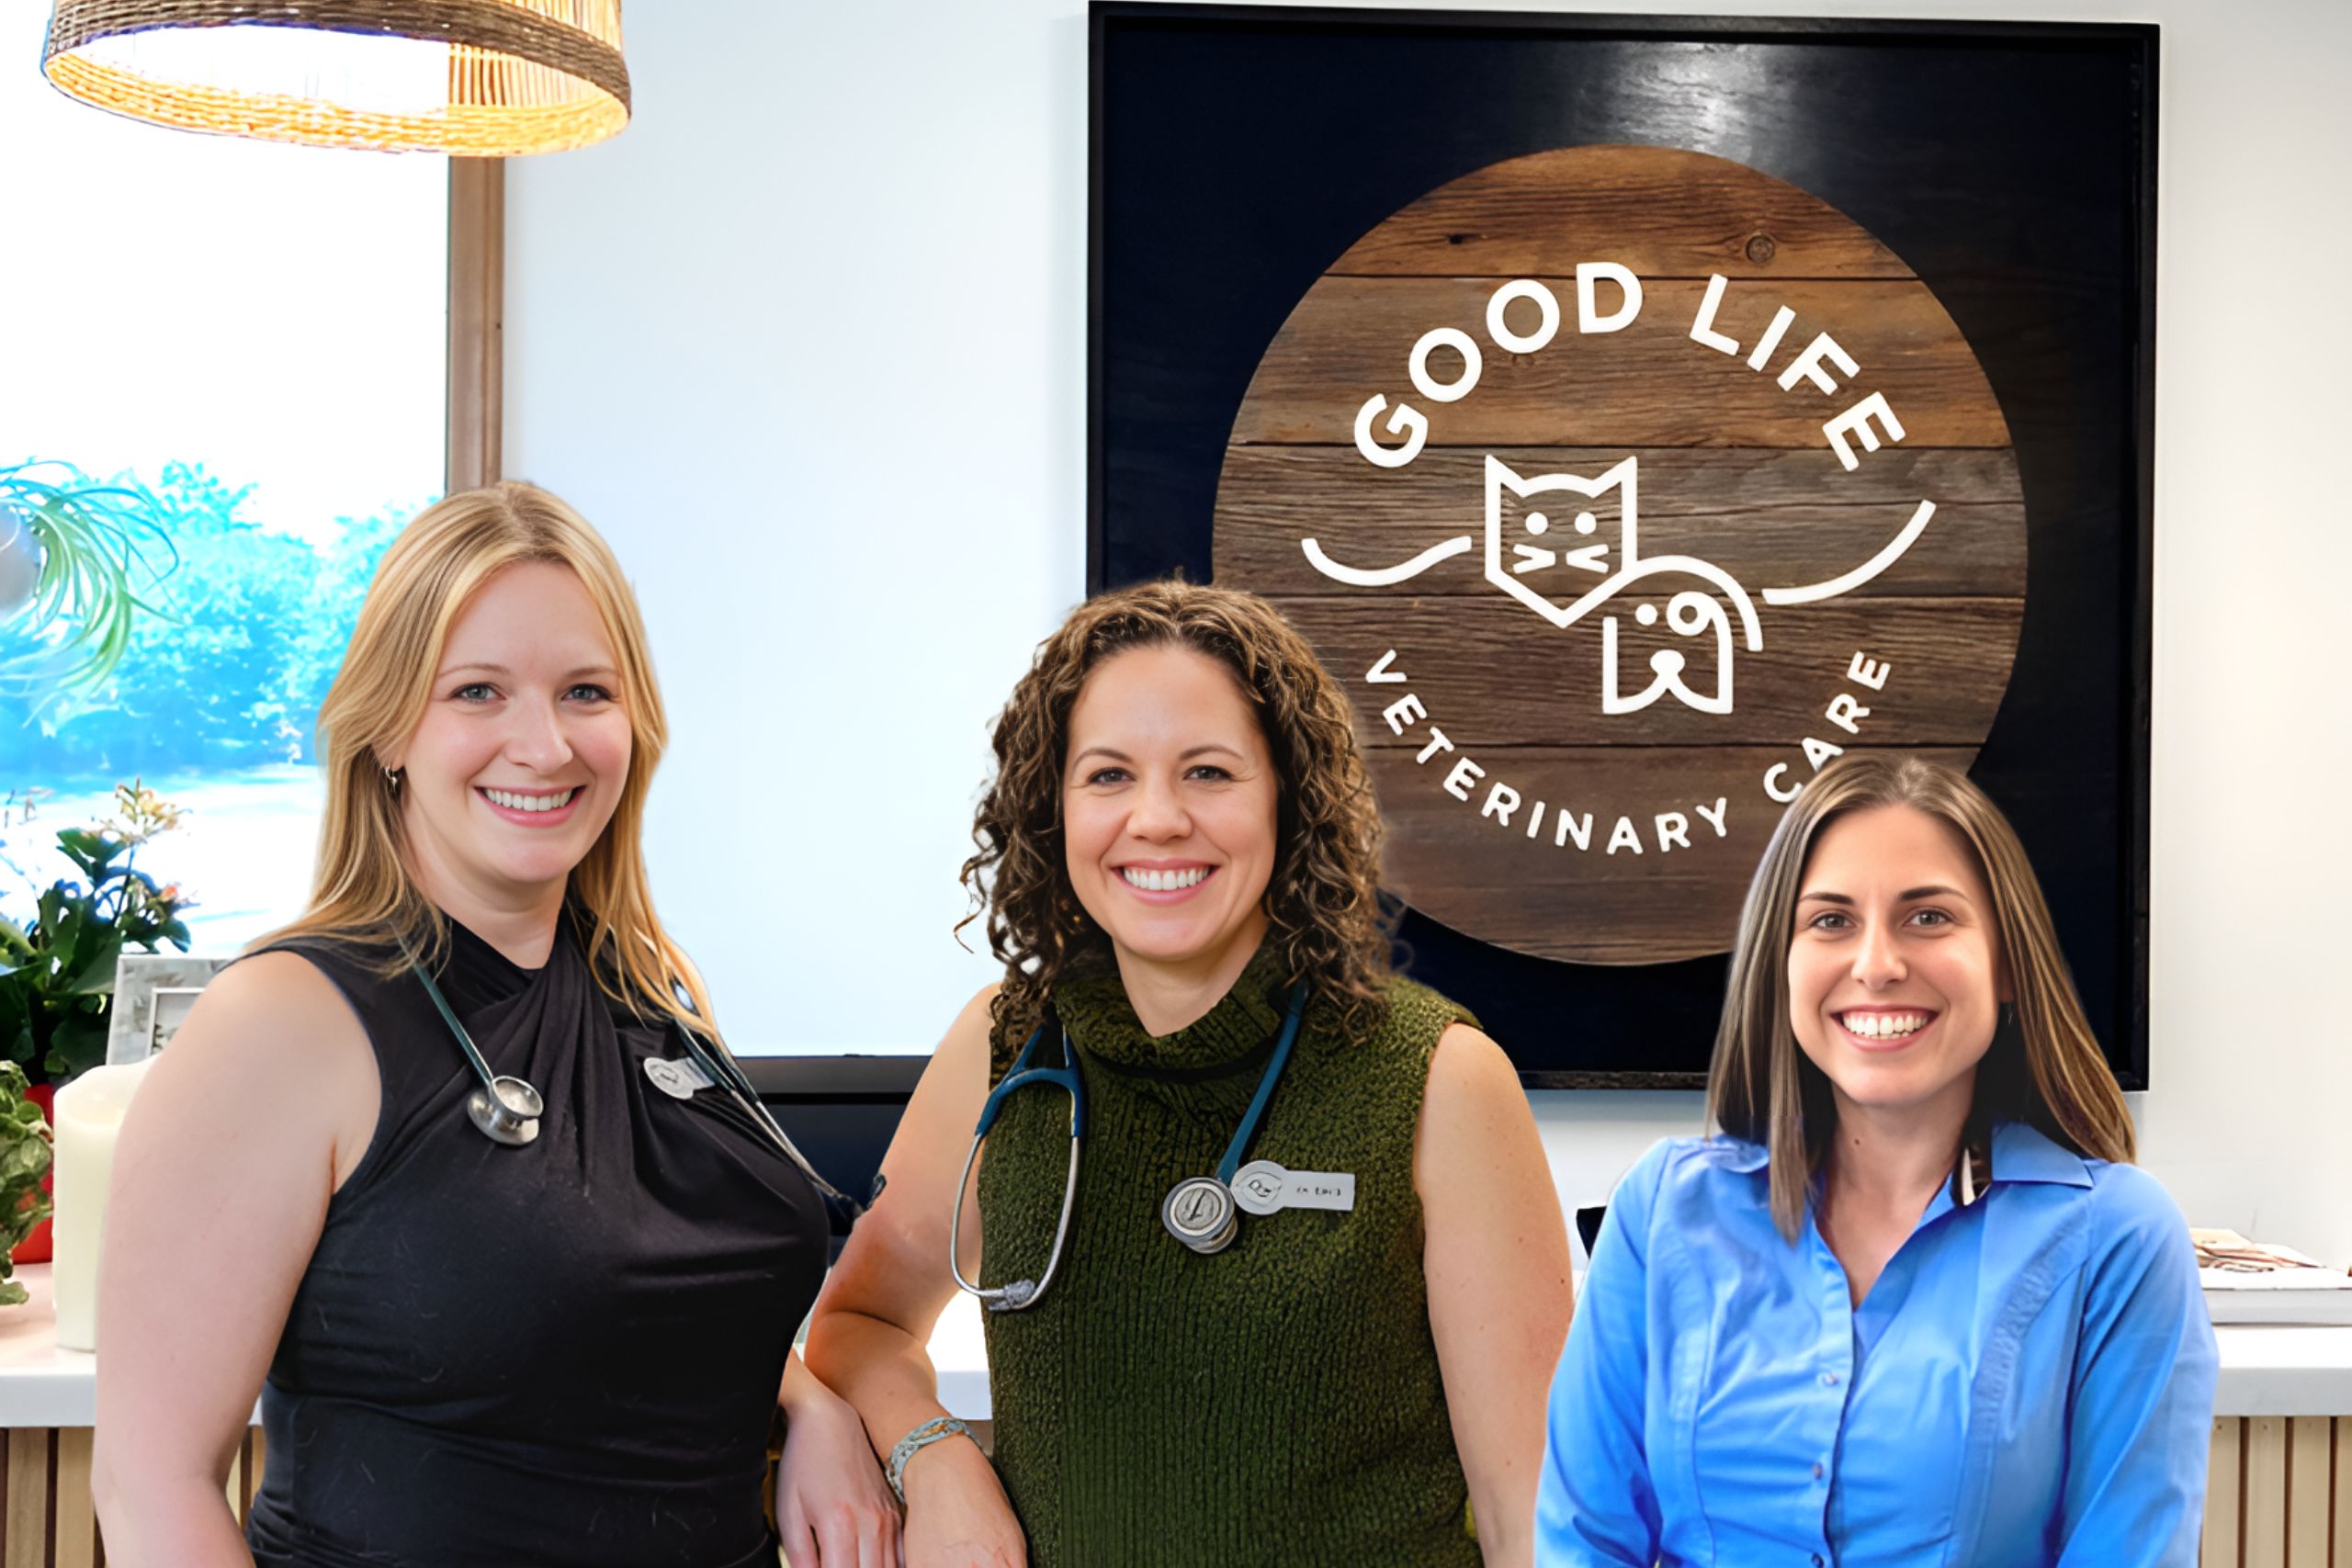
left=382, top=764, right=401, bottom=792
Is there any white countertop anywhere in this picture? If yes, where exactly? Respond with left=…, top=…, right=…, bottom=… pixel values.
left=2200, top=1323, right=2352, bottom=1418
left=0, top=1262, right=2331, bottom=1427
left=0, top=1265, right=996, bottom=1428
left=0, top=1268, right=100, bottom=1428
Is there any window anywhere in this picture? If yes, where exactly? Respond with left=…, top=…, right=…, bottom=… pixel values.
left=1, top=30, right=460, bottom=951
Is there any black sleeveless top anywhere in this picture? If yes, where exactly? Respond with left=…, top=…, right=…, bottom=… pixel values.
left=243, top=917, right=829, bottom=1568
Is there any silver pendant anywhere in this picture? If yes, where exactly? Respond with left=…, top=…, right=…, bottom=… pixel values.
left=1231, top=1158, right=1289, bottom=1215
left=643, top=1055, right=713, bottom=1100
left=1232, top=1157, right=1357, bottom=1214
left=1161, top=1176, right=1239, bottom=1254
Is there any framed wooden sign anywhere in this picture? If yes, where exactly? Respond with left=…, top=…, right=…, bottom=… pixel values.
left=1091, top=6, right=2157, bottom=1088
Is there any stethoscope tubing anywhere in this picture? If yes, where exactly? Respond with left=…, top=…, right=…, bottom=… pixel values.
left=952, top=1016, right=1085, bottom=1314
left=674, top=1024, right=854, bottom=1204
left=407, top=943, right=860, bottom=1212
left=950, top=981, right=1306, bottom=1312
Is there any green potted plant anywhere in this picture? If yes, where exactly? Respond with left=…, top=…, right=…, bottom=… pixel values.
left=0, top=783, right=194, bottom=1262
left=0, top=460, right=179, bottom=703
left=0, top=1064, right=51, bottom=1304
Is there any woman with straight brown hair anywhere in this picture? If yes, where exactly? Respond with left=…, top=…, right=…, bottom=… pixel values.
left=94, top=483, right=897, bottom=1568
left=1537, top=754, right=2214, bottom=1568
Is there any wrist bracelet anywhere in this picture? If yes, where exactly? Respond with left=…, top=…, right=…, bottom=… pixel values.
left=887, top=1415, right=973, bottom=1504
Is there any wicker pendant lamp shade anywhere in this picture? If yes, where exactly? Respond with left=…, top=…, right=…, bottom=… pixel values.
left=42, top=0, right=629, bottom=155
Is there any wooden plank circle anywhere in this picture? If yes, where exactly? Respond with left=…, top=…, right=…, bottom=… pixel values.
left=1211, top=145, right=2026, bottom=964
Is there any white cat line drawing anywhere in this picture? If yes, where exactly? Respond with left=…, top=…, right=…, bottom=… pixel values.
left=1295, top=453, right=1936, bottom=717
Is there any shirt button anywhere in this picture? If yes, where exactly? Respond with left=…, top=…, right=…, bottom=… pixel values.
left=1821, top=1371, right=1840, bottom=1386
left=1813, top=1556, right=1826, bottom=1567
left=1812, top=1461, right=1826, bottom=1480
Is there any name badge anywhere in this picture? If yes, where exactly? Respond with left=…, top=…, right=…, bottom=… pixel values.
left=1231, top=1158, right=1356, bottom=1216
left=644, top=1055, right=715, bottom=1100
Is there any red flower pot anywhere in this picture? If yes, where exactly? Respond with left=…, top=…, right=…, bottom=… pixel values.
left=10, top=1084, right=54, bottom=1265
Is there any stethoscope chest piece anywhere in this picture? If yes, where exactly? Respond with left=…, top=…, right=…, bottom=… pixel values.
left=468, top=1074, right=544, bottom=1146
left=1161, top=1175, right=1240, bottom=1255
left=409, top=943, right=855, bottom=1216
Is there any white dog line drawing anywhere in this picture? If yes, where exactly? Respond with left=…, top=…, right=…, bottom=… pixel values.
left=1295, top=455, right=1938, bottom=716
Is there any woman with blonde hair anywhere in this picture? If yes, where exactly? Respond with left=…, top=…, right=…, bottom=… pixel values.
left=805, top=580, right=1573, bottom=1567
left=94, top=483, right=898, bottom=1568
left=1537, top=753, right=2215, bottom=1567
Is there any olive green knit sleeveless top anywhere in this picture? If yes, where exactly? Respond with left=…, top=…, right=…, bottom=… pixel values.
left=976, top=944, right=1480, bottom=1568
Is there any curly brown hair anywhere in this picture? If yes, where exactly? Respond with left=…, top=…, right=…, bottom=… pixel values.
left=961, top=580, right=1394, bottom=1044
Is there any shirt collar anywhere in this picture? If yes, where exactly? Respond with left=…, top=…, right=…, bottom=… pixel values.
left=1707, top=1120, right=2094, bottom=1189
left=1985, top=1119, right=2095, bottom=1189
left=1710, top=1135, right=1771, bottom=1175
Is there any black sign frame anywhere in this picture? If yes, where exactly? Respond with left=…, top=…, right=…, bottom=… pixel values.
left=1089, top=4, right=2158, bottom=1089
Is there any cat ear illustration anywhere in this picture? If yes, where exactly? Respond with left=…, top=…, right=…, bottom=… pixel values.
left=1484, top=455, right=1641, bottom=628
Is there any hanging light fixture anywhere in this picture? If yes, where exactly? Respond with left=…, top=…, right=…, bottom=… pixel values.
left=41, top=1, right=630, bottom=156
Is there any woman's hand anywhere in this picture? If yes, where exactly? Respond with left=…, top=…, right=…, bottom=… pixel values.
left=777, top=1360, right=904, bottom=1568
left=805, top=985, right=1023, bottom=1568
left=899, top=1438, right=1027, bottom=1568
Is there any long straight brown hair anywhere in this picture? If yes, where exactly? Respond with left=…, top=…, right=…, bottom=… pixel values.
left=261, top=482, right=720, bottom=1036
left=1705, top=754, right=2135, bottom=1239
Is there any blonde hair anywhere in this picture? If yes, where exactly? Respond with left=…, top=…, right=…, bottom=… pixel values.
left=1705, top=754, right=2134, bottom=1238
left=262, top=481, right=718, bottom=1036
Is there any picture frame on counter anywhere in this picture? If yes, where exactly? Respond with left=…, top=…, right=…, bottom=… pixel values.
left=104, top=955, right=229, bottom=1066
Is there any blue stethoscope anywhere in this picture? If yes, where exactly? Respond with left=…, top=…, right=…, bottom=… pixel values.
left=949, top=981, right=1307, bottom=1313
left=407, top=951, right=864, bottom=1215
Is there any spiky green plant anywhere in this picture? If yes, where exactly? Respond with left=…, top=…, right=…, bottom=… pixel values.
left=0, top=461, right=179, bottom=702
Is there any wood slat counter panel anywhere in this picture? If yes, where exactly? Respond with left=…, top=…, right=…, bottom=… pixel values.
left=2209, top=1416, right=2350, bottom=1567
left=0, top=1420, right=2338, bottom=1564
left=0, top=1427, right=258, bottom=1568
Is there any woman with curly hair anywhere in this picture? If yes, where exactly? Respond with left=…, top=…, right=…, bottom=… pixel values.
left=806, top=581, right=1572, bottom=1567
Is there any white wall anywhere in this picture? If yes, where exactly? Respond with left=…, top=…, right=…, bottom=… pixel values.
left=507, top=1, right=2352, bottom=1261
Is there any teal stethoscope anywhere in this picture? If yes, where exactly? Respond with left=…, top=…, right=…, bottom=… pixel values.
left=405, top=948, right=865, bottom=1215
left=949, top=980, right=1307, bottom=1313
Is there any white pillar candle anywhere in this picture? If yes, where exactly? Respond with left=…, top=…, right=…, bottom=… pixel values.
left=51, top=1058, right=154, bottom=1353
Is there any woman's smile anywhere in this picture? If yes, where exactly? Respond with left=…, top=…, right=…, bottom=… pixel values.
left=1114, top=860, right=1218, bottom=900
left=1833, top=1006, right=1943, bottom=1053
left=476, top=784, right=586, bottom=825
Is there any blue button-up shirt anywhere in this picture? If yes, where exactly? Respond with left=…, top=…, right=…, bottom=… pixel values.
left=1538, top=1122, right=2218, bottom=1567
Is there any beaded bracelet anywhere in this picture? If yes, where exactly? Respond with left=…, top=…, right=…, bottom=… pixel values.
left=887, top=1415, right=974, bottom=1504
